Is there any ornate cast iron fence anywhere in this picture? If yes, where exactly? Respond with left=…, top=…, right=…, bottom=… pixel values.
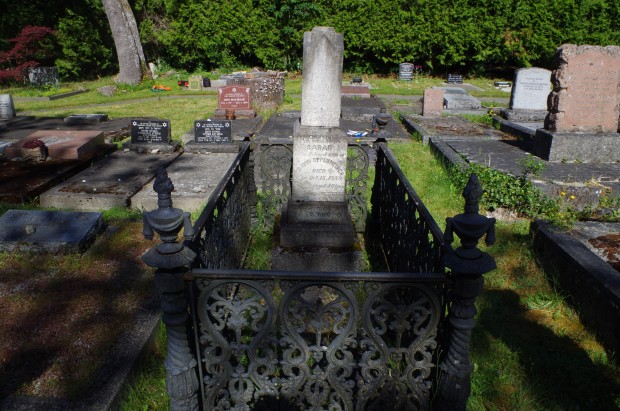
left=371, top=142, right=444, bottom=273
left=142, top=139, right=496, bottom=411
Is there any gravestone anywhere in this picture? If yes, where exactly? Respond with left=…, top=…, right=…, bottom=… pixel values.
left=440, top=87, right=481, bottom=110
left=501, top=67, right=551, bottom=121
left=5, top=130, right=105, bottom=160
left=399, top=63, right=414, bottom=81
left=125, top=119, right=179, bottom=153
left=0, top=94, right=16, bottom=120
left=447, top=74, right=464, bottom=84
left=194, top=120, right=232, bottom=144
left=28, top=67, right=60, bottom=86
left=533, top=44, right=620, bottom=162
left=0, top=210, right=104, bottom=253
left=214, top=85, right=256, bottom=119
left=64, top=114, right=109, bottom=125
left=188, top=75, right=203, bottom=91
left=423, top=88, right=444, bottom=117
left=273, top=26, right=360, bottom=272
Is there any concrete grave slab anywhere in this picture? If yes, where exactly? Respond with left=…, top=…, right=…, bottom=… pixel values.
left=0, top=116, right=130, bottom=143
left=39, top=150, right=180, bottom=211
left=401, top=116, right=504, bottom=144
left=439, top=87, right=481, bottom=110
left=0, top=209, right=104, bottom=253
left=64, top=114, right=109, bottom=125
left=131, top=151, right=238, bottom=213
left=341, top=95, right=386, bottom=121
left=4, top=130, right=105, bottom=160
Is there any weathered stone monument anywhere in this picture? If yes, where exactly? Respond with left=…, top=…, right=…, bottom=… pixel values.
left=501, top=67, right=551, bottom=121
left=533, top=44, right=620, bottom=162
left=0, top=94, right=16, bottom=121
left=273, top=26, right=359, bottom=271
left=423, top=88, right=444, bottom=117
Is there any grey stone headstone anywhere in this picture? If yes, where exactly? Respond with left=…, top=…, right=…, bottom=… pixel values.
left=300, top=27, right=344, bottom=128
left=399, top=63, right=414, bottom=81
left=0, top=210, right=104, bottom=253
left=0, top=94, right=16, bottom=120
left=28, top=67, right=60, bottom=86
left=509, top=67, right=551, bottom=110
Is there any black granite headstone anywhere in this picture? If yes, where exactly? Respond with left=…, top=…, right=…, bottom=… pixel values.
left=194, top=120, right=232, bottom=143
left=131, top=119, right=171, bottom=144
left=399, top=63, right=414, bottom=81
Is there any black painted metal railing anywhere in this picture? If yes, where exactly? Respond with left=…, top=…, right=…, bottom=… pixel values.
left=142, top=139, right=496, bottom=411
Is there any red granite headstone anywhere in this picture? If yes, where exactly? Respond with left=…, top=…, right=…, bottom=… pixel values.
left=423, top=88, right=444, bottom=117
left=218, top=86, right=251, bottom=110
left=545, top=44, right=620, bottom=133
left=5, top=130, right=105, bottom=160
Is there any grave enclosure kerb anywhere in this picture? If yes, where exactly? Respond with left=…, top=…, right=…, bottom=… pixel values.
left=141, top=141, right=497, bottom=410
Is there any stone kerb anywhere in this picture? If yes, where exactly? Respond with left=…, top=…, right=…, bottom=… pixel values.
left=545, top=44, right=620, bottom=133
left=300, top=27, right=344, bottom=128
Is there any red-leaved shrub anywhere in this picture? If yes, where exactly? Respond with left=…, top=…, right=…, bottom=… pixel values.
left=0, top=26, right=56, bottom=84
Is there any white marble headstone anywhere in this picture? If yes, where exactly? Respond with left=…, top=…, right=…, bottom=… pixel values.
left=510, top=67, right=551, bottom=111
left=0, top=94, right=16, bottom=120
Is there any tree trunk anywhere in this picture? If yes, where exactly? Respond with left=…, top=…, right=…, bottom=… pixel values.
left=101, top=0, right=150, bottom=84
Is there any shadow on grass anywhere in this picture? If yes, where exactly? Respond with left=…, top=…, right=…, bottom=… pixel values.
left=474, top=289, right=620, bottom=410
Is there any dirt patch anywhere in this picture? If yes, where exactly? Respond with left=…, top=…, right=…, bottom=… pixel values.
left=588, top=233, right=620, bottom=272
left=0, top=221, right=155, bottom=400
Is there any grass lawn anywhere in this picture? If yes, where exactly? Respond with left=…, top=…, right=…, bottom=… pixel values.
left=1, top=75, right=618, bottom=410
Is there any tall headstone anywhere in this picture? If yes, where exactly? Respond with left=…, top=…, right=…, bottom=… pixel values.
left=274, top=26, right=359, bottom=271
left=294, top=26, right=347, bottom=204
left=0, top=94, right=16, bottom=120
left=399, top=63, right=414, bottom=81
left=533, top=44, right=620, bottom=162
left=501, top=67, right=551, bottom=121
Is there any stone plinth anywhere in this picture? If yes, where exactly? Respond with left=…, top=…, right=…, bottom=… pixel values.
left=292, top=126, right=347, bottom=203
left=0, top=209, right=104, bottom=253
left=423, top=88, right=444, bottom=117
left=545, top=44, right=620, bottom=133
left=5, top=130, right=105, bottom=160
left=301, top=27, right=344, bottom=127
left=533, top=129, right=620, bottom=162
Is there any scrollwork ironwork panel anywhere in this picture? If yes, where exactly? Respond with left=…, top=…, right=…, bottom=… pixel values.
left=346, top=145, right=369, bottom=233
left=191, top=142, right=255, bottom=270
left=371, top=143, right=443, bottom=273
left=192, top=275, right=443, bottom=410
left=259, top=144, right=293, bottom=224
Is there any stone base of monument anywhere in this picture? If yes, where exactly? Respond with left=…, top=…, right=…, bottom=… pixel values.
left=533, top=129, right=620, bottom=162
left=213, top=109, right=257, bottom=119
left=272, top=200, right=362, bottom=272
left=122, top=140, right=180, bottom=154
left=500, top=108, right=547, bottom=122
left=184, top=141, right=240, bottom=153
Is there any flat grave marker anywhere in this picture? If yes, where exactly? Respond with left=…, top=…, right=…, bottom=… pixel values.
left=0, top=209, right=104, bottom=253
left=4, top=130, right=105, bottom=160
left=64, top=114, right=109, bottom=125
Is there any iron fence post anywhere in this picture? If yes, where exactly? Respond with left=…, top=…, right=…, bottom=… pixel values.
left=438, top=174, right=496, bottom=411
left=142, top=167, right=199, bottom=411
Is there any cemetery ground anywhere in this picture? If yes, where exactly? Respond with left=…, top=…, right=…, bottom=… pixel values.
left=0, top=75, right=619, bottom=410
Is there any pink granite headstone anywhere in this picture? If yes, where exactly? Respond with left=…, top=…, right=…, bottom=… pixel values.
left=545, top=44, right=620, bottom=133
left=5, top=130, right=105, bottom=160
left=218, top=85, right=251, bottom=110
left=423, top=88, right=444, bottom=117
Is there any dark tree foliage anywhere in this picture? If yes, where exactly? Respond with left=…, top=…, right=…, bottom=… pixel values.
left=0, top=26, right=56, bottom=84
left=2, top=0, right=619, bottom=79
